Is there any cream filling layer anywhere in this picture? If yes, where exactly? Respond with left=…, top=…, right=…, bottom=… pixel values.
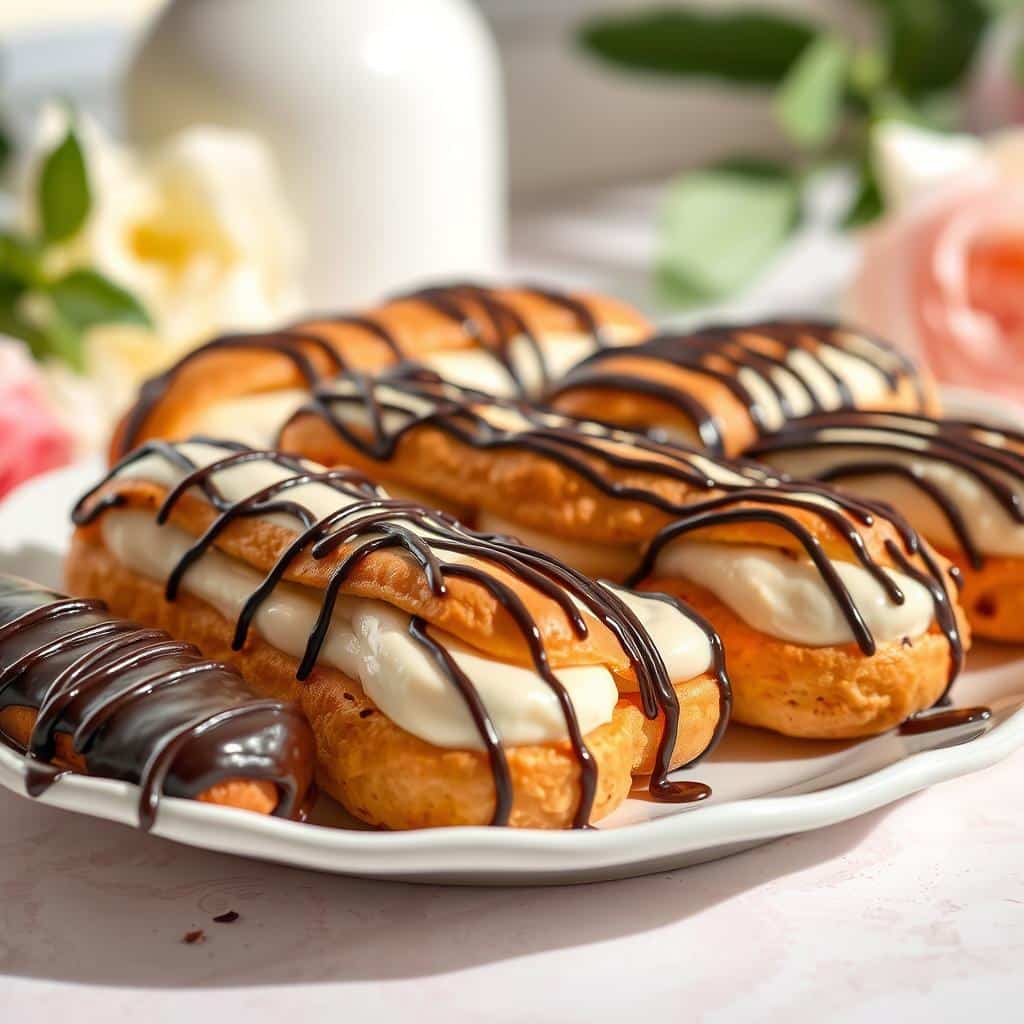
left=760, top=432, right=1024, bottom=557
left=188, top=328, right=640, bottom=447
left=101, top=510, right=620, bottom=751
left=423, top=328, right=637, bottom=398
left=107, top=442, right=715, bottom=742
left=655, top=542, right=933, bottom=647
left=476, top=511, right=933, bottom=647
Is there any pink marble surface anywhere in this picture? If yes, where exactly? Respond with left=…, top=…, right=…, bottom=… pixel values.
left=4, top=750, right=1023, bottom=1023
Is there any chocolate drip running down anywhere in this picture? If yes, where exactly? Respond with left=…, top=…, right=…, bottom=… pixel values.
left=73, top=440, right=730, bottom=827
left=748, top=411, right=1024, bottom=571
left=114, top=282, right=613, bottom=458
left=546, top=320, right=928, bottom=455
left=0, top=574, right=314, bottom=829
left=284, top=367, right=965, bottom=691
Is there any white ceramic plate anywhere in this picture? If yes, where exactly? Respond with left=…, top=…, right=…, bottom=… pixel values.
left=2, top=447, right=1023, bottom=885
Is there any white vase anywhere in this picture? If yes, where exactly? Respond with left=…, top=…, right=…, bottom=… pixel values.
left=123, top=0, right=505, bottom=308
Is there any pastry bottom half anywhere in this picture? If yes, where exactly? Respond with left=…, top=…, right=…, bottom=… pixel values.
left=944, top=550, right=1024, bottom=644
left=642, top=576, right=966, bottom=739
left=66, top=539, right=721, bottom=829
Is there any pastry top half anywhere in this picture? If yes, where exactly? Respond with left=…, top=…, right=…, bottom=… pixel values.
left=279, top=367, right=967, bottom=675
left=72, top=439, right=729, bottom=824
left=546, top=320, right=940, bottom=457
left=748, top=411, right=1024, bottom=569
left=0, top=573, right=315, bottom=827
left=109, top=281, right=652, bottom=460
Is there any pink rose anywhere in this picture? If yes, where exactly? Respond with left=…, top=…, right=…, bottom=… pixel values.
left=848, top=141, right=1024, bottom=404
left=0, top=341, right=75, bottom=499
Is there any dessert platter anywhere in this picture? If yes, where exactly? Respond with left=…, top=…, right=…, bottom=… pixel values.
left=1, top=282, right=1022, bottom=884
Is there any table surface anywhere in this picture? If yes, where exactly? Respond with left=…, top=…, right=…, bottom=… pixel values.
left=4, top=755, right=1022, bottom=1023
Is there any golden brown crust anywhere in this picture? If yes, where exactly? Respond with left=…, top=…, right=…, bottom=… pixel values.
left=622, top=674, right=722, bottom=776
left=943, top=550, right=1024, bottom=644
left=65, top=537, right=654, bottom=828
left=280, top=404, right=935, bottom=575
left=75, top=478, right=632, bottom=674
left=0, top=706, right=280, bottom=815
left=643, top=576, right=968, bottom=738
left=297, top=287, right=651, bottom=360
left=548, top=327, right=941, bottom=457
left=109, top=287, right=651, bottom=460
left=551, top=351, right=761, bottom=455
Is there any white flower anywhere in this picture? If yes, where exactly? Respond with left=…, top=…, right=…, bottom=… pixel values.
left=17, top=105, right=307, bottom=446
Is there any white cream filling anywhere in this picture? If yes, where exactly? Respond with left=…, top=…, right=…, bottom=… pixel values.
left=101, top=510, right=620, bottom=750
left=653, top=542, right=933, bottom=647
left=191, top=388, right=311, bottom=449
left=475, top=512, right=933, bottom=648
left=423, top=328, right=636, bottom=398
left=187, top=329, right=637, bottom=446
left=761, top=430, right=1024, bottom=557
left=107, top=441, right=713, bottom=745
left=731, top=347, right=893, bottom=431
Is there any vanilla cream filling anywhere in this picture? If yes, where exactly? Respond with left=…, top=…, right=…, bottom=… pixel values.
left=476, top=512, right=933, bottom=647
left=188, top=328, right=638, bottom=448
left=191, top=388, right=311, bottom=449
left=101, top=510, right=620, bottom=750
left=424, top=328, right=636, bottom=398
left=107, top=442, right=713, bottom=746
left=655, top=542, right=932, bottom=647
left=761, top=428, right=1024, bottom=558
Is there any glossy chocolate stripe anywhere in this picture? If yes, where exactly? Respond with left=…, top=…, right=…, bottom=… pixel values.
left=0, top=575, right=313, bottom=827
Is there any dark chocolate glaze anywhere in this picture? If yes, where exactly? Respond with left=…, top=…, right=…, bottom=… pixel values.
left=546, top=319, right=928, bottom=453
left=0, top=574, right=314, bottom=828
left=282, top=368, right=964, bottom=688
left=899, top=705, right=991, bottom=736
left=115, top=282, right=615, bottom=458
left=749, top=411, right=1024, bottom=571
left=74, top=438, right=727, bottom=827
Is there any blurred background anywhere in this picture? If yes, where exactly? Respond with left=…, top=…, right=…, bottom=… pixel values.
left=2, top=0, right=1022, bottom=493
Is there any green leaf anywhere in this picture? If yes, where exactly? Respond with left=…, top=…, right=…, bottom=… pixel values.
left=0, top=123, right=11, bottom=175
left=843, top=161, right=885, bottom=228
left=657, top=160, right=801, bottom=306
left=38, top=126, right=91, bottom=243
left=47, top=268, right=151, bottom=331
left=0, top=287, right=49, bottom=362
left=578, top=9, right=815, bottom=85
left=864, top=0, right=989, bottom=97
left=775, top=35, right=850, bottom=148
left=40, top=311, right=85, bottom=372
left=0, top=233, right=44, bottom=288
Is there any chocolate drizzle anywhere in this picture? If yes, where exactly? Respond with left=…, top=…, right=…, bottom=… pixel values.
left=75, top=439, right=728, bottom=826
left=115, top=282, right=615, bottom=458
left=899, top=705, right=992, bottom=736
left=0, top=574, right=314, bottom=828
left=283, top=369, right=964, bottom=687
left=547, top=320, right=928, bottom=453
left=396, top=281, right=608, bottom=394
left=749, top=411, right=1024, bottom=571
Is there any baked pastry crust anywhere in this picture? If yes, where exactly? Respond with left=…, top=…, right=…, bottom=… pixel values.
left=945, top=551, right=1024, bottom=644
left=109, top=283, right=651, bottom=458
left=66, top=443, right=728, bottom=828
left=748, top=411, right=1024, bottom=644
left=644, top=577, right=963, bottom=738
left=66, top=537, right=720, bottom=827
left=547, top=321, right=940, bottom=457
left=278, top=378, right=971, bottom=739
